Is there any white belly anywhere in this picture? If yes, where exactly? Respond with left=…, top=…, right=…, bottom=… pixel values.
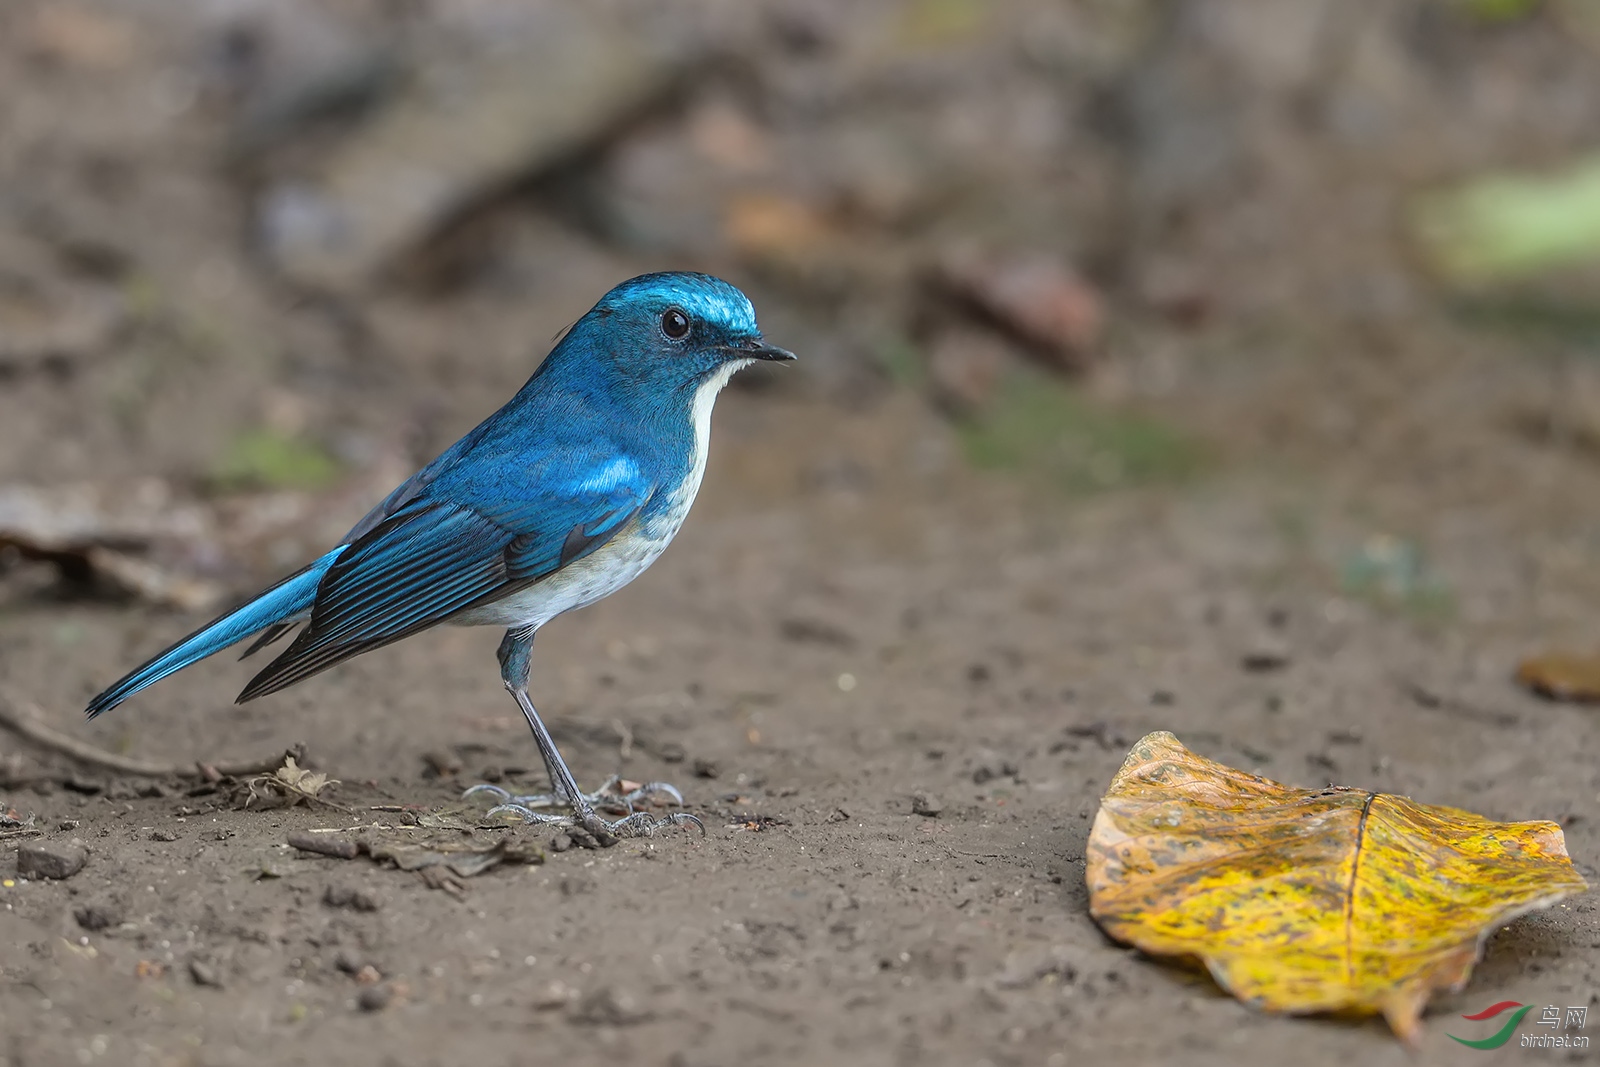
left=449, top=359, right=747, bottom=631
left=449, top=517, right=677, bottom=629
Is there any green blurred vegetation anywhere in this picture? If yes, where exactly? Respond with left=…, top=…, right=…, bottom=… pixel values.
left=956, top=370, right=1206, bottom=493
left=1339, top=534, right=1457, bottom=624
left=209, top=428, right=341, bottom=492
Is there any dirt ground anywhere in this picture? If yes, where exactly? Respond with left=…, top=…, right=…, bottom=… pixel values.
left=5, top=2, right=1600, bottom=1066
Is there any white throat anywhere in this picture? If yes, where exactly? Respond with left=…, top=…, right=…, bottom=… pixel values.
left=681, top=358, right=749, bottom=500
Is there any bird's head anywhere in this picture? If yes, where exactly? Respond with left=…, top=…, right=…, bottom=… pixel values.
left=559, top=272, right=795, bottom=398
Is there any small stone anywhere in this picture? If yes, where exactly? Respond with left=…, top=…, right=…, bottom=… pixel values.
left=288, top=830, right=361, bottom=859
left=532, top=980, right=575, bottom=1010
left=911, top=792, right=944, bottom=818
left=357, top=983, right=393, bottom=1012
left=1240, top=637, right=1291, bottom=673
left=353, top=964, right=382, bottom=985
left=74, top=900, right=124, bottom=931
left=334, top=949, right=366, bottom=975
left=657, top=741, right=687, bottom=764
left=189, top=959, right=222, bottom=988
left=149, top=829, right=179, bottom=842
left=550, top=833, right=573, bottom=853
left=571, top=985, right=650, bottom=1026
left=972, top=760, right=1019, bottom=785
left=690, top=757, right=720, bottom=779
left=420, top=750, right=462, bottom=778
left=568, top=827, right=605, bottom=849
left=17, top=840, right=87, bottom=880
left=323, top=884, right=381, bottom=912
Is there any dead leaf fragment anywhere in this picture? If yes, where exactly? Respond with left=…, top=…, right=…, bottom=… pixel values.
left=244, top=756, right=340, bottom=809
left=1515, top=650, right=1600, bottom=703
left=1087, top=732, right=1587, bottom=1043
left=934, top=250, right=1104, bottom=373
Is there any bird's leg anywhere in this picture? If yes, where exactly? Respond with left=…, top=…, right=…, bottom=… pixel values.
left=461, top=628, right=702, bottom=840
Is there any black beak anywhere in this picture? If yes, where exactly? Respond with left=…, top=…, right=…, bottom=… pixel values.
left=730, top=340, right=797, bottom=362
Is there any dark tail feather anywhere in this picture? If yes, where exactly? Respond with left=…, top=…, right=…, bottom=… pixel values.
left=237, top=622, right=297, bottom=660
left=84, top=549, right=341, bottom=717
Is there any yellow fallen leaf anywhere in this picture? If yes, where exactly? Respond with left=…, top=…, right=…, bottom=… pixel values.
left=1515, top=649, right=1600, bottom=703
left=1086, top=732, right=1587, bottom=1043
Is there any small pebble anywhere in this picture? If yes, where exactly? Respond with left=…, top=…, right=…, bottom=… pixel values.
left=531, top=980, right=574, bottom=1010
left=323, top=884, right=381, bottom=912
left=288, top=831, right=361, bottom=860
left=357, top=983, right=393, bottom=1012
left=1240, top=637, right=1291, bottom=673
left=74, top=901, right=124, bottom=931
left=18, top=841, right=87, bottom=880
left=571, top=985, right=649, bottom=1026
left=421, top=750, right=462, bottom=778
left=149, top=829, right=179, bottom=842
left=691, top=758, right=720, bottom=779
left=189, top=959, right=222, bottom=988
left=568, top=827, right=604, bottom=849
left=911, top=792, right=944, bottom=818
left=550, top=833, right=573, bottom=853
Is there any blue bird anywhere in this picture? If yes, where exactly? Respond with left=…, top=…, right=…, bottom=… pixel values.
left=85, top=272, right=794, bottom=838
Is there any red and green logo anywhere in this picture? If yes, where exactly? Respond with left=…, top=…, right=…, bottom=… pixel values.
left=1450, top=1001, right=1533, bottom=1050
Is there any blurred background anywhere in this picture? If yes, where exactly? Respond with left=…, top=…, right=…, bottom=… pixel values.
left=4, top=0, right=1600, bottom=671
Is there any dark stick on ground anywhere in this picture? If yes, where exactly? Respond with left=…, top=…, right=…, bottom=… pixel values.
left=0, top=686, right=306, bottom=779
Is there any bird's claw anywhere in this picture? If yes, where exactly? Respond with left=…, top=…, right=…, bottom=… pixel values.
left=463, top=775, right=683, bottom=814
left=464, top=777, right=703, bottom=839
left=480, top=802, right=704, bottom=839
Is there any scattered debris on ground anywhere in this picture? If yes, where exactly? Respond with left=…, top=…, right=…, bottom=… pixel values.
left=286, top=821, right=545, bottom=890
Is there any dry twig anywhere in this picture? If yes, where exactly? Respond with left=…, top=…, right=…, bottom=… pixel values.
left=0, top=685, right=304, bottom=779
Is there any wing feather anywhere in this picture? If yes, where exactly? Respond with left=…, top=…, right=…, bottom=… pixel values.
left=237, top=465, right=651, bottom=702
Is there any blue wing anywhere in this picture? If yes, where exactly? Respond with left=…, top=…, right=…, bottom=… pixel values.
left=236, top=448, right=653, bottom=701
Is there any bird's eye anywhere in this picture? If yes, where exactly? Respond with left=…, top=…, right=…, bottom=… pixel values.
left=660, top=308, right=691, bottom=340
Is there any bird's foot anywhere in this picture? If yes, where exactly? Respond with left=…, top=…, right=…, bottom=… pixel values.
left=463, top=775, right=684, bottom=814
left=462, top=777, right=703, bottom=840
